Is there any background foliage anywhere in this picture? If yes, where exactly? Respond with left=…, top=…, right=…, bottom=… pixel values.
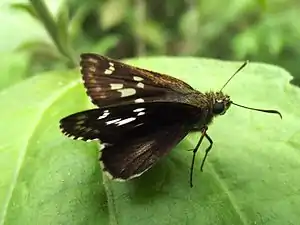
left=1, top=0, right=300, bottom=87
left=0, top=0, right=300, bottom=224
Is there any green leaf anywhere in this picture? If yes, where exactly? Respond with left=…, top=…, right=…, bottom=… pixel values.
left=0, top=52, right=30, bottom=90
left=256, top=0, right=267, bottom=9
left=137, top=21, right=167, bottom=51
left=179, top=8, right=200, bottom=54
left=99, top=0, right=127, bottom=30
left=0, top=70, right=107, bottom=224
left=91, top=35, right=120, bottom=55
left=0, top=57, right=299, bottom=224
left=10, top=3, right=38, bottom=19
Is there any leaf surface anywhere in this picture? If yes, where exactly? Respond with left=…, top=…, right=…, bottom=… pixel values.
left=0, top=57, right=299, bottom=225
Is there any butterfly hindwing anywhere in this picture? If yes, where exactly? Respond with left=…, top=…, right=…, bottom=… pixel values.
left=80, top=53, right=195, bottom=107
left=100, top=123, right=190, bottom=180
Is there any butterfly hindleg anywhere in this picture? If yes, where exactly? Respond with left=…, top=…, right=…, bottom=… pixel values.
left=189, top=126, right=213, bottom=187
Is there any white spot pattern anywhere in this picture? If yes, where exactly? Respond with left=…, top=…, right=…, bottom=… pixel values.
left=116, top=117, right=136, bottom=126
left=133, top=76, right=143, bottom=81
left=105, top=118, right=122, bottom=125
left=133, top=108, right=145, bottom=112
left=118, top=88, right=136, bottom=97
left=104, top=62, right=115, bottom=75
left=98, top=110, right=110, bottom=119
left=110, top=83, right=124, bottom=90
left=137, top=112, right=145, bottom=116
left=137, top=82, right=145, bottom=89
left=134, top=98, right=145, bottom=103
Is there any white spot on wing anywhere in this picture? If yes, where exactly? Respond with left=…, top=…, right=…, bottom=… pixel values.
left=134, top=98, right=144, bottom=103
left=104, top=69, right=113, bottom=75
left=137, top=112, right=145, bottom=116
left=110, top=83, right=124, bottom=90
left=116, top=117, right=136, bottom=126
left=137, top=82, right=144, bottom=89
left=98, top=113, right=108, bottom=120
left=105, top=118, right=122, bottom=125
left=104, top=62, right=115, bottom=75
left=99, top=94, right=107, bottom=99
left=98, top=110, right=110, bottom=119
left=133, top=76, right=143, bottom=81
left=118, top=88, right=136, bottom=97
left=133, top=108, right=145, bottom=112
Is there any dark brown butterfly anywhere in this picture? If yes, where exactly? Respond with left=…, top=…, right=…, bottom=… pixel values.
left=60, top=53, right=282, bottom=187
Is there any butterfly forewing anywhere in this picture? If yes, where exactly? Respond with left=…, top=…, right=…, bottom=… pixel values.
left=60, top=102, right=202, bottom=179
left=60, top=102, right=201, bottom=144
left=80, top=53, right=195, bottom=107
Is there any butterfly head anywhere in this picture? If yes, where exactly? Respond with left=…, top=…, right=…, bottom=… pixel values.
left=211, top=92, right=231, bottom=116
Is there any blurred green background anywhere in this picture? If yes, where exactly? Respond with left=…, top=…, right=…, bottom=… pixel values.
left=1, top=0, right=300, bottom=90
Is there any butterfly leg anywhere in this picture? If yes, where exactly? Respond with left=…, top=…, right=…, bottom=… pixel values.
left=200, top=133, right=213, bottom=172
left=189, top=126, right=213, bottom=187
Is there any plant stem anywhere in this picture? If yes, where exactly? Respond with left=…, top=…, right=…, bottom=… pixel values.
left=134, top=0, right=146, bottom=56
left=29, top=0, right=76, bottom=67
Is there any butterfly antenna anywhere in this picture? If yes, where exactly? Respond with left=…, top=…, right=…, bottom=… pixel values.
left=220, top=60, right=249, bottom=92
left=231, top=102, right=282, bottom=119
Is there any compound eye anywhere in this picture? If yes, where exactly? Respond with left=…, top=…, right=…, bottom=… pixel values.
left=213, top=102, right=225, bottom=114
